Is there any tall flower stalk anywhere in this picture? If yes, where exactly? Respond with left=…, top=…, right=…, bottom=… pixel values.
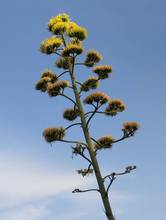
left=35, top=13, right=139, bottom=220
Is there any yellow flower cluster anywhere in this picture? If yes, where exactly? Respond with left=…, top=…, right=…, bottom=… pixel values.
left=48, top=13, right=70, bottom=32
left=62, top=43, right=84, bottom=57
left=67, top=24, right=87, bottom=41
left=83, top=92, right=110, bottom=105
left=43, top=127, right=66, bottom=142
left=105, top=99, right=126, bottom=116
left=95, top=136, right=114, bottom=150
left=40, top=37, right=63, bottom=54
left=48, top=13, right=87, bottom=41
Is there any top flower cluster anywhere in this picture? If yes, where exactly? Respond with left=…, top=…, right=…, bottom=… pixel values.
left=40, top=13, right=87, bottom=55
left=48, top=13, right=87, bottom=40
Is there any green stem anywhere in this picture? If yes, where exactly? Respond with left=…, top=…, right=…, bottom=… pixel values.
left=68, top=57, right=115, bottom=220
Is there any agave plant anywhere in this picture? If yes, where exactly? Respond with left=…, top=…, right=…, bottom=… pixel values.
left=35, top=13, right=139, bottom=220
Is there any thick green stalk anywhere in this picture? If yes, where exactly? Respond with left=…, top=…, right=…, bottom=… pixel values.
left=69, top=58, right=114, bottom=220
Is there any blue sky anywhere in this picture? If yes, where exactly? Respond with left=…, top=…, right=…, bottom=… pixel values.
left=0, top=0, right=166, bottom=219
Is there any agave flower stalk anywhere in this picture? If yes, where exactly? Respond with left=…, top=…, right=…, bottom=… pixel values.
left=35, top=13, right=139, bottom=220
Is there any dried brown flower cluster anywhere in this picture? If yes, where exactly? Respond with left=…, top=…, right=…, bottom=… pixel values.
left=55, top=57, right=72, bottom=69
left=84, top=50, right=102, bottom=67
left=83, top=92, right=110, bottom=105
left=93, top=65, right=112, bottom=79
left=41, top=70, right=57, bottom=82
left=35, top=70, right=57, bottom=92
left=77, top=168, right=93, bottom=177
left=105, top=99, right=126, bottom=116
left=95, top=136, right=114, bottom=150
left=63, top=108, right=80, bottom=121
left=81, top=77, right=99, bottom=92
left=123, top=122, right=139, bottom=136
left=43, top=127, right=66, bottom=142
left=47, top=80, right=69, bottom=97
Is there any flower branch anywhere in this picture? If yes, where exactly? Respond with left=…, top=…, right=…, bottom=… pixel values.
left=72, top=188, right=99, bottom=193
left=59, top=93, right=76, bottom=105
left=103, top=165, right=137, bottom=193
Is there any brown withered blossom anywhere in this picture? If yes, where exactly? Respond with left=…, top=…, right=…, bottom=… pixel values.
left=83, top=92, right=110, bottom=105
left=93, top=65, right=112, bottom=79
left=43, top=127, right=66, bottom=142
left=105, top=99, right=126, bottom=116
left=63, top=108, right=79, bottom=121
left=95, top=136, right=114, bottom=150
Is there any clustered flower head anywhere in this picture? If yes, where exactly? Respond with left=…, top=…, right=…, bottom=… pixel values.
left=47, top=80, right=69, bottom=97
left=55, top=57, right=73, bottom=69
left=105, top=99, right=126, bottom=116
left=83, top=92, right=110, bottom=105
left=84, top=50, right=102, bottom=67
left=40, top=37, right=63, bottom=54
left=81, top=77, right=99, bottom=92
left=48, top=13, right=87, bottom=41
left=77, top=168, right=93, bottom=177
left=123, top=122, right=140, bottom=136
left=43, top=127, right=66, bottom=142
left=63, top=108, right=80, bottom=121
left=41, top=70, right=57, bottom=82
left=35, top=70, right=57, bottom=92
left=93, top=65, right=112, bottom=79
left=95, top=135, right=114, bottom=150
left=67, top=24, right=87, bottom=41
left=72, top=143, right=85, bottom=155
left=62, top=43, right=84, bottom=57
left=48, top=13, right=70, bottom=34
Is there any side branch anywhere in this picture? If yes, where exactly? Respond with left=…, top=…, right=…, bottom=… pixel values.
left=54, top=51, right=62, bottom=56
left=72, top=144, right=93, bottom=177
left=59, top=93, right=76, bottom=105
left=90, top=131, right=135, bottom=153
left=74, top=63, right=85, bottom=66
left=72, top=144, right=92, bottom=165
left=56, top=70, right=69, bottom=80
left=86, top=103, right=102, bottom=128
left=103, top=166, right=137, bottom=193
left=112, top=134, right=132, bottom=144
left=65, top=123, right=81, bottom=131
left=85, top=111, right=106, bottom=116
left=59, top=139, right=87, bottom=147
left=72, top=188, right=99, bottom=193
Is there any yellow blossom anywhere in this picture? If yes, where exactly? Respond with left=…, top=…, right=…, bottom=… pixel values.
left=40, top=37, right=63, bottom=54
left=48, top=13, right=70, bottom=32
left=62, top=43, right=84, bottom=57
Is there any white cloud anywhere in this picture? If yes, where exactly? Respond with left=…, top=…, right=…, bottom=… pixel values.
left=0, top=153, right=92, bottom=208
left=0, top=151, right=134, bottom=220
left=1, top=204, right=47, bottom=220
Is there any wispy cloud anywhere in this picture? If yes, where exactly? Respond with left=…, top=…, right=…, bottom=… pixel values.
left=0, top=151, right=134, bottom=220
left=0, top=153, right=91, bottom=207
left=0, top=204, right=48, bottom=220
